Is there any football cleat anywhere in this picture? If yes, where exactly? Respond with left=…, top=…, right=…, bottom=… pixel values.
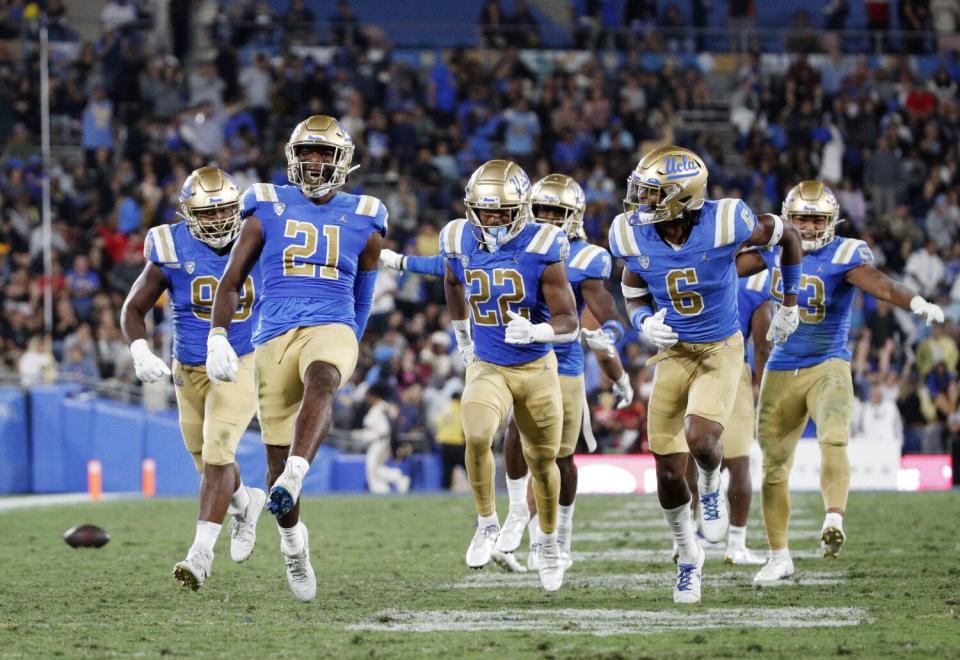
left=282, top=524, right=316, bottom=603
left=538, top=540, right=565, bottom=592
left=491, top=550, right=527, bottom=573
left=466, top=523, right=500, bottom=569
left=496, top=507, right=530, bottom=553
left=229, top=487, right=266, bottom=562
left=268, top=469, right=303, bottom=518
left=698, top=487, right=729, bottom=543
left=724, top=546, right=766, bottom=565
left=753, top=553, right=795, bottom=586
left=559, top=544, right=573, bottom=571
left=674, top=545, right=705, bottom=604
left=173, top=547, right=213, bottom=591
left=820, top=523, right=846, bottom=558
left=527, top=543, right=541, bottom=571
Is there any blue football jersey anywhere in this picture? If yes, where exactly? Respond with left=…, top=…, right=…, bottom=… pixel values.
left=440, top=219, right=570, bottom=367
left=241, top=183, right=388, bottom=345
left=609, top=198, right=757, bottom=343
left=145, top=222, right=259, bottom=366
left=555, top=239, right=613, bottom=377
left=765, top=237, right=874, bottom=370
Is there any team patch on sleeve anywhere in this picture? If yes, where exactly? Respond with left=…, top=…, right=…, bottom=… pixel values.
left=609, top=213, right=641, bottom=257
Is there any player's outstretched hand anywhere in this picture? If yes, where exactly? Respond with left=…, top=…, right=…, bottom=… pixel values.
left=612, top=371, right=634, bottom=409
left=910, top=296, right=944, bottom=326
left=458, top=342, right=476, bottom=365
left=766, top=304, right=799, bottom=345
left=129, top=339, right=171, bottom=383
left=379, top=248, right=404, bottom=271
left=581, top=328, right=617, bottom=357
left=505, top=310, right=554, bottom=345
left=640, top=309, right=678, bottom=349
left=206, top=331, right=239, bottom=383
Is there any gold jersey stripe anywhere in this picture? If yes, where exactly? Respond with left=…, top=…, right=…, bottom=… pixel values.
left=355, top=195, right=379, bottom=217
left=570, top=244, right=600, bottom=270
left=746, top=269, right=769, bottom=292
left=154, top=225, right=177, bottom=263
left=832, top=238, right=860, bottom=264
left=527, top=224, right=557, bottom=254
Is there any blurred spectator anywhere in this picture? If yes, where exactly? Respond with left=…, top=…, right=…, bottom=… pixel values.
left=354, top=383, right=409, bottom=494
left=479, top=0, right=507, bottom=48
left=284, top=0, right=317, bottom=43
left=824, top=0, right=850, bottom=31
left=855, top=377, right=904, bottom=444
left=508, top=0, right=540, bottom=47
left=916, top=324, right=959, bottom=377
left=19, top=336, right=52, bottom=386
left=435, top=391, right=466, bottom=490
left=904, top=240, right=946, bottom=299
left=864, top=136, right=904, bottom=221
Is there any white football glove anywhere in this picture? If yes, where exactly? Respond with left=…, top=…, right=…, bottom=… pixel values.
left=766, top=304, right=800, bottom=345
left=451, top=319, right=475, bottom=365
left=612, top=371, right=634, bottom=410
left=206, top=330, right=239, bottom=383
left=505, top=310, right=555, bottom=345
left=640, top=309, right=678, bottom=349
left=379, top=248, right=404, bottom=271
left=910, top=295, right=945, bottom=326
left=581, top=327, right=617, bottom=357
left=129, top=339, right=171, bottom=383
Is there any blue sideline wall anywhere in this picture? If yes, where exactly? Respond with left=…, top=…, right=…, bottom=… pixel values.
left=0, top=386, right=441, bottom=495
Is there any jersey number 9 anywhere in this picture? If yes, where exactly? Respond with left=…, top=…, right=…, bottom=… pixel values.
left=191, top=275, right=255, bottom=322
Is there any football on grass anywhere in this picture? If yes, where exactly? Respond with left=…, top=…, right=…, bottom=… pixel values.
left=63, top=524, right=110, bottom=548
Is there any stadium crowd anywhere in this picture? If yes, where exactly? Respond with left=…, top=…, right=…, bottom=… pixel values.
left=0, top=1, right=958, bottom=467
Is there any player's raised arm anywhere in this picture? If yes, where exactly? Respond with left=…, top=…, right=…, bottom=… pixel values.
left=354, top=231, right=383, bottom=339
left=379, top=249, right=446, bottom=277
left=743, top=211, right=801, bottom=344
left=845, top=264, right=944, bottom=326
left=120, top=261, right=172, bottom=383
left=505, top=261, right=578, bottom=344
left=579, top=301, right=634, bottom=409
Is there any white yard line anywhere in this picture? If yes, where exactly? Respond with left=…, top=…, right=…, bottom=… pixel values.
left=0, top=492, right=138, bottom=512
left=446, top=570, right=845, bottom=590
left=349, top=606, right=870, bottom=636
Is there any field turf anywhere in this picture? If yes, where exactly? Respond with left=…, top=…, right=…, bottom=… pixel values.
left=0, top=491, right=958, bottom=658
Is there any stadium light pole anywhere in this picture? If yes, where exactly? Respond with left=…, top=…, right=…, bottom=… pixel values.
left=39, top=18, right=54, bottom=338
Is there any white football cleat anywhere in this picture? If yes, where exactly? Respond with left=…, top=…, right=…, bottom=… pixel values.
left=559, top=544, right=573, bottom=571
left=496, top=507, right=530, bottom=553
left=753, top=553, right=796, bottom=586
left=820, top=518, right=846, bottom=558
left=282, top=524, right=316, bottom=603
left=538, top=540, right=565, bottom=592
left=724, top=546, right=766, bottom=565
left=526, top=543, right=541, bottom=571
left=673, top=545, right=705, bottom=604
left=229, top=487, right=266, bottom=562
left=465, top=523, right=500, bottom=569
left=268, top=468, right=303, bottom=518
left=698, top=487, right=729, bottom=543
left=491, top=550, right=527, bottom=572
left=173, top=547, right=213, bottom=591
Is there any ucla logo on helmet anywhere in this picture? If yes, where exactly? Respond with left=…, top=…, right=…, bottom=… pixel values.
left=662, top=154, right=700, bottom=177
left=509, top=171, right=530, bottom=197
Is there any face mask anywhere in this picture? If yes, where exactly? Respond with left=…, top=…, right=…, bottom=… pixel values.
left=482, top=225, right=510, bottom=251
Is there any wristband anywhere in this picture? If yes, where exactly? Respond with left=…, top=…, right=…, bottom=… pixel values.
left=780, top=262, right=801, bottom=297
left=209, top=327, right=228, bottom=338
left=602, top=319, right=625, bottom=343
left=630, top=306, right=653, bottom=330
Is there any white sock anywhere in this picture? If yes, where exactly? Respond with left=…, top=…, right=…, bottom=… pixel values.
left=505, top=474, right=530, bottom=512
left=824, top=511, right=843, bottom=530
left=478, top=513, right=499, bottom=529
left=191, top=520, right=222, bottom=555
left=697, top=464, right=722, bottom=494
left=278, top=522, right=303, bottom=555
left=227, top=483, right=250, bottom=517
left=663, top=501, right=698, bottom=563
left=557, top=503, right=575, bottom=546
left=728, top=525, right=746, bottom=549
left=528, top=513, right=540, bottom=547
left=285, top=456, right=310, bottom=480
left=538, top=529, right=558, bottom=547
left=771, top=548, right=791, bottom=561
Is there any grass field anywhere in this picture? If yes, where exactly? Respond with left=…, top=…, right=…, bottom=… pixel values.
left=1, top=491, right=958, bottom=658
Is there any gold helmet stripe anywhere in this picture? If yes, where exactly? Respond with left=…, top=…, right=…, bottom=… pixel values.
left=746, top=270, right=769, bottom=292
left=154, top=225, right=177, bottom=263
left=526, top=224, right=559, bottom=254
left=713, top=199, right=737, bottom=247
left=254, top=183, right=278, bottom=202
left=832, top=238, right=864, bottom=265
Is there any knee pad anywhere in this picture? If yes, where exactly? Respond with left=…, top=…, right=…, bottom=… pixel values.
left=762, top=458, right=791, bottom=486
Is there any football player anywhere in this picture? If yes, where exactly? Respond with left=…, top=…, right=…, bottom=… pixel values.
left=739, top=181, right=944, bottom=585
left=381, top=175, right=634, bottom=574
left=120, top=166, right=266, bottom=591
left=608, top=146, right=803, bottom=604
left=206, top=116, right=387, bottom=602
left=442, top=160, right=579, bottom=592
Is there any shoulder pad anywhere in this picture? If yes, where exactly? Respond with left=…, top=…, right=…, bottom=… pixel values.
left=525, top=224, right=564, bottom=255
left=439, top=219, right=469, bottom=257
left=145, top=225, right=178, bottom=265
left=832, top=238, right=872, bottom=266
left=609, top=213, right=642, bottom=257
left=569, top=243, right=611, bottom=276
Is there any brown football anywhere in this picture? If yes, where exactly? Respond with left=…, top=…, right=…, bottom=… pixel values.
left=63, top=524, right=110, bottom=548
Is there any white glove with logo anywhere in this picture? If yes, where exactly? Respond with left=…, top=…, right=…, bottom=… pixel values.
left=766, top=304, right=800, bottom=345
left=581, top=327, right=617, bottom=357
left=451, top=319, right=475, bottom=365
left=910, top=295, right=945, bottom=326
left=206, top=330, right=239, bottom=383
left=505, top=310, right=555, bottom=345
left=612, top=371, right=634, bottom=409
left=641, top=309, right=678, bottom=349
left=379, top=248, right=404, bottom=271
left=129, top=339, right=171, bottom=383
